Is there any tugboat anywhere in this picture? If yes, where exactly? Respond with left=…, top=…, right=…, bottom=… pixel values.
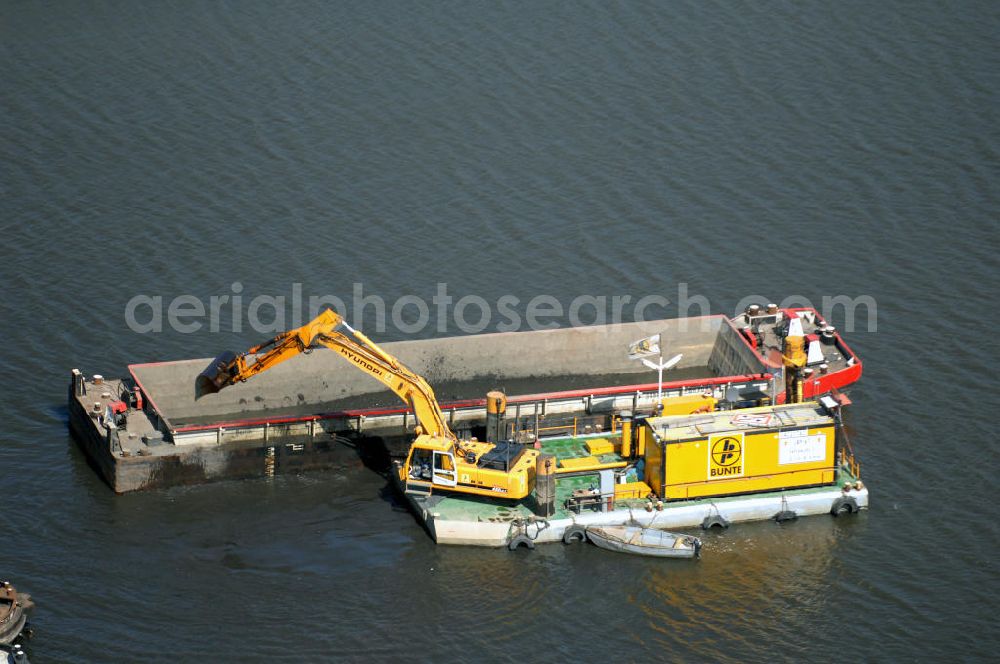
left=0, top=580, right=32, bottom=648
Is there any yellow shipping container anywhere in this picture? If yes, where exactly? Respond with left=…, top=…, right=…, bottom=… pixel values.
left=642, top=402, right=838, bottom=500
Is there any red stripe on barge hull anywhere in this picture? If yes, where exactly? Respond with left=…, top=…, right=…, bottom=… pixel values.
left=167, top=373, right=775, bottom=433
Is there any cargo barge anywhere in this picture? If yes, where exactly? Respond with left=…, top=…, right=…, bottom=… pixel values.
left=68, top=306, right=861, bottom=494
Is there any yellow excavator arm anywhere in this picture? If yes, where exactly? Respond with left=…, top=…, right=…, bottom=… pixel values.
left=197, top=308, right=540, bottom=500
left=196, top=309, right=454, bottom=440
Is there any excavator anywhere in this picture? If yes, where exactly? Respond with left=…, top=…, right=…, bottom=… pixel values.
left=195, top=309, right=540, bottom=499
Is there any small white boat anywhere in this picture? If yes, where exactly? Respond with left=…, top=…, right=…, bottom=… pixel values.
left=586, top=526, right=701, bottom=558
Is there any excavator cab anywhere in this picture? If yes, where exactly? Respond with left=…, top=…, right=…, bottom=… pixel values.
left=404, top=437, right=461, bottom=492
left=408, top=447, right=433, bottom=481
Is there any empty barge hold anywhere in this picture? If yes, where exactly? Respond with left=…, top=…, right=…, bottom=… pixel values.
left=68, top=307, right=861, bottom=493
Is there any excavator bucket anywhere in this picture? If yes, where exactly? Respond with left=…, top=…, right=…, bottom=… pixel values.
left=195, top=351, right=238, bottom=398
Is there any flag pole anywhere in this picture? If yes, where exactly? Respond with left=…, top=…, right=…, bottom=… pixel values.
left=657, top=354, right=664, bottom=401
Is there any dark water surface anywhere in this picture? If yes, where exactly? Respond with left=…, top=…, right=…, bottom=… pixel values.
left=3, top=1, right=999, bottom=662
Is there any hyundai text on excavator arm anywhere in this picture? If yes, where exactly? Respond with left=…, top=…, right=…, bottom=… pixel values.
left=196, top=309, right=540, bottom=499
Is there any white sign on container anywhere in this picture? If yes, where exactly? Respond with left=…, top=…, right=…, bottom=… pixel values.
left=778, top=429, right=827, bottom=465
left=730, top=412, right=774, bottom=427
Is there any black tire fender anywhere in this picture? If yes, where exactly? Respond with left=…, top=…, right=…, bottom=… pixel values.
left=831, top=496, right=858, bottom=516
left=508, top=534, right=535, bottom=551
left=563, top=525, right=587, bottom=544
left=774, top=509, right=798, bottom=523
left=701, top=514, right=730, bottom=530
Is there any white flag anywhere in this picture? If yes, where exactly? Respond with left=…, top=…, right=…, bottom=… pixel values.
left=628, top=333, right=661, bottom=359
